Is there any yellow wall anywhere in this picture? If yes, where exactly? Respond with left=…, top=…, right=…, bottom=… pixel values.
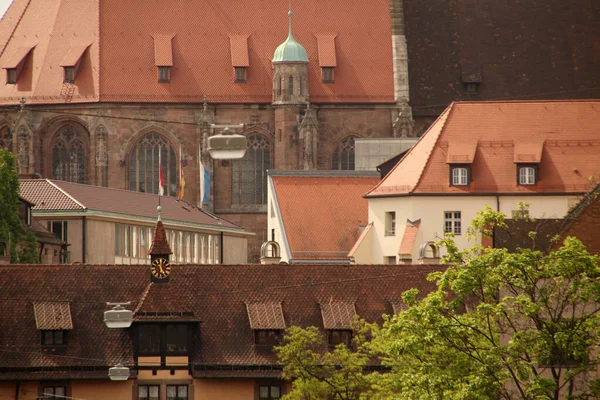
left=195, top=378, right=255, bottom=400
left=86, top=219, right=116, bottom=264
left=222, top=235, right=249, bottom=264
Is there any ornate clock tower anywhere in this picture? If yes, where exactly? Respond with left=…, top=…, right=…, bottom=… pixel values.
left=149, top=205, right=173, bottom=283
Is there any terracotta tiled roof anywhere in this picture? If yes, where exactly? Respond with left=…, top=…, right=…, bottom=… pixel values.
left=316, top=35, right=337, bottom=67
left=0, top=0, right=394, bottom=104
left=367, top=101, right=600, bottom=197
left=33, top=302, right=73, bottom=330
left=20, top=179, right=243, bottom=231
left=320, top=302, right=356, bottom=329
left=0, top=263, right=441, bottom=377
left=271, top=172, right=380, bottom=262
left=149, top=220, right=173, bottom=256
left=398, top=220, right=420, bottom=255
left=246, top=302, right=286, bottom=330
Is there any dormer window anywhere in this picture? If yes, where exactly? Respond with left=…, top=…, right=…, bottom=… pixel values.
left=158, top=67, right=170, bottom=83
left=42, top=330, right=66, bottom=346
left=320, top=302, right=356, bottom=348
left=246, top=302, right=286, bottom=348
left=322, top=67, right=334, bottom=83
left=6, top=69, right=16, bottom=84
left=451, top=165, right=470, bottom=186
left=235, top=67, right=247, bottom=83
left=518, top=165, right=537, bottom=185
left=64, top=67, right=75, bottom=83
left=137, top=323, right=190, bottom=357
left=254, top=329, right=282, bottom=346
left=328, top=329, right=352, bottom=347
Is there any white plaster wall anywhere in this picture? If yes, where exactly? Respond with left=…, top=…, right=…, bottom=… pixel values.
left=368, top=194, right=578, bottom=264
left=267, top=182, right=291, bottom=263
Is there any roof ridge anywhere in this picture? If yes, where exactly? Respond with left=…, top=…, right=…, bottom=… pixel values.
left=364, top=103, right=454, bottom=197
left=411, top=102, right=455, bottom=193
left=47, top=179, right=87, bottom=209
left=134, top=282, right=153, bottom=314
left=453, top=99, right=600, bottom=105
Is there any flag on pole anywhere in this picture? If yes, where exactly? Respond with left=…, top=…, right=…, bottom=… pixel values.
left=199, top=157, right=210, bottom=207
left=178, top=145, right=185, bottom=199
left=158, top=147, right=165, bottom=196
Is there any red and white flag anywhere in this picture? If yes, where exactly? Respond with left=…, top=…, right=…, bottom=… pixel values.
left=158, top=147, right=165, bottom=196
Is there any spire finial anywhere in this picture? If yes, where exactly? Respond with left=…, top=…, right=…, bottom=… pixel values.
left=157, top=205, right=162, bottom=222
left=288, top=0, right=293, bottom=37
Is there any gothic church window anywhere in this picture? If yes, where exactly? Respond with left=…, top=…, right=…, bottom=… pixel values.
left=129, top=133, right=177, bottom=196
left=332, top=136, right=355, bottom=170
left=52, top=125, right=85, bottom=183
left=0, top=126, right=11, bottom=151
left=288, top=76, right=294, bottom=96
left=232, top=134, right=271, bottom=205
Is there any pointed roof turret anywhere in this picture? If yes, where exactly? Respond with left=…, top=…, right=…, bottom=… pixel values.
left=149, top=205, right=173, bottom=256
left=272, top=10, right=309, bottom=63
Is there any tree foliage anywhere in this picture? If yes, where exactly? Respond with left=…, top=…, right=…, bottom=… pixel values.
left=276, top=206, right=600, bottom=400
left=0, top=149, right=38, bottom=263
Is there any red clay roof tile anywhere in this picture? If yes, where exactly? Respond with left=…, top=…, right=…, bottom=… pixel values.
left=368, top=101, right=600, bottom=197
left=320, top=302, right=356, bottom=329
left=246, top=302, right=286, bottom=330
left=398, top=220, right=420, bottom=255
left=316, top=35, right=336, bottom=67
left=229, top=35, right=250, bottom=68
left=271, top=174, right=379, bottom=261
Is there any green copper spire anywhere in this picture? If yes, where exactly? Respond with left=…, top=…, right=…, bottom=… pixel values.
left=272, top=10, right=309, bottom=63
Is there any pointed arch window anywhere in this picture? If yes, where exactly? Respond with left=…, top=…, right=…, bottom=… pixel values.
left=288, top=76, right=294, bottom=96
left=332, top=136, right=356, bottom=170
left=52, top=125, right=86, bottom=183
left=0, top=126, right=11, bottom=151
left=232, top=134, right=271, bottom=205
left=129, top=133, right=177, bottom=196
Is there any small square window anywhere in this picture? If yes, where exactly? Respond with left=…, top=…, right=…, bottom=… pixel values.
left=235, top=67, right=247, bottom=83
left=64, top=67, right=75, bottom=83
left=322, top=67, right=334, bottom=83
left=444, top=211, right=461, bottom=235
left=167, top=385, right=188, bottom=400
left=158, top=66, right=171, bottom=83
left=42, top=330, right=66, bottom=346
left=464, top=82, right=479, bottom=93
left=258, top=383, right=283, bottom=399
left=138, top=385, right=160, bottom=400
left=518, top=166, right=537, bottom=185
left=6, top=68, right=16, bottom=84
left=385, top=211, right=396, bottom=236
left=451, top=166, right=469, bottom=186
left=255, top=329, right=281, bottom=346
left=328, top=329, right=352, bottom=347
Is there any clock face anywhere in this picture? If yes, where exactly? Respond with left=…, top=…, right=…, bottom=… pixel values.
left=151, top=258, right=171, bottom=279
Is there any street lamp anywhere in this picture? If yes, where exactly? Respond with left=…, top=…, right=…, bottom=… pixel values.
left=207, top=124, right=247, bottom=159
left=104, top=302, right=133, bottom=329
left=108, top=363, right=130, bottom=381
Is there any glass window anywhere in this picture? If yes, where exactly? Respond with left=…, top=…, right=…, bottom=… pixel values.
left=452, top=167, right=469, bottom=185
left=64, top=67, right=75, bottom=83
left=6, top=68, right=16, bottom=84
left=138, top=324, right=161, bottom=355
left=519, top=166, right=536, bottom=185
left=166, top=324, right=188, bottom=354
left=138, top=385, right=159, bottom=400
left=235, top=67, right=247, bottom=83
left=201, top=235, right=208, bottom=264
left=232, top=134, right=271, bottom=205
left=322, top=67, right=334, bottom=83
left=159, top=67, right=171, bottom=83
left=52, top=125, right=86, bottom=183
left=129, top=133, right=177, bottom=196
left=385, top=212, right=396, bottom=236
left=328, top=330, right=352, bottom=347
left=259, top=384, right=282, bottom=399
left=332, top=137, right=356, bottom=170
left=288, top=76, right=294, bottom=96
left=42, top=330, right=65, bottom=346
left=167, top=385, right=188, bottom=400
left=255, top=330, right=281, bottom=346
left=43, top=386, right=66, bottom=399
left=444, top=211, right=462, bottom=235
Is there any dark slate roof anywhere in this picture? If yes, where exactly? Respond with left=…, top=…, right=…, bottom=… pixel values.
left=0, top=263, right=442, bottom=380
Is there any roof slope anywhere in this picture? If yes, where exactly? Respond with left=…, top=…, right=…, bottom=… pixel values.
left=0, top=263, right=441, bottom=378
left=0, top=0, right=394, bottom=104
left=20, top=179, right=242, bottom=230
left=367, top=101, right=600, bottom=197
left=271, top=173, right=380, bottom=261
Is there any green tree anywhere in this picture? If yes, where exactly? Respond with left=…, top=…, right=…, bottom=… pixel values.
left=378, top=206, right=600, bottom=400
left=0, top=149, right=38, bottom=263
left=275, top=321, right=376, bottom=400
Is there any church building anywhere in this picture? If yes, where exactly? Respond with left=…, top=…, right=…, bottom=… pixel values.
left=0, top=0, right=596, bottom=259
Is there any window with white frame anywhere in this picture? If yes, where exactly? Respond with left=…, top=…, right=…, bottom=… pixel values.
left=444, top=211, right=462, bottom=235
left=384, top=212, right=396, bottom=236
left=518, top=166, right=536, bottom=185
left=451, top=166, right=469, bottom=186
